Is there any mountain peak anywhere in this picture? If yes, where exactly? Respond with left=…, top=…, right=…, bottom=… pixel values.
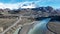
left=20, top=2, right=37, bottom=9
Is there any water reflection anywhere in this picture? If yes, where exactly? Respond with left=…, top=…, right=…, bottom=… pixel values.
left=28, top=18, right=51, bottom=34
left=13, top=17, right=60, bottom=34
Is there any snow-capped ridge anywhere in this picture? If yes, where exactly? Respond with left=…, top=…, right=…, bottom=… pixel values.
left=20, top=2, right=37, bottom=9
left=0, top=2, right=37, bottom=10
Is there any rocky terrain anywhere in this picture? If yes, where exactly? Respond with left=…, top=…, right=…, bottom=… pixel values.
left=0, top=6, right=60, bottom=17
left=0, top=6, right=60, bottom=34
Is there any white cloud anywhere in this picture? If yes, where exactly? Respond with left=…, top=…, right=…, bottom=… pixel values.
left=0, top=3, right=20, bottom=9
left=0, top=1, right=39, bottom=10
left=0, top=0, right=59, bottom=9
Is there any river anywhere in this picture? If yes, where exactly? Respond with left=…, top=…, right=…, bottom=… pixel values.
left=28, top=18, right=51, bottom=34
left=13, top=18, right=51, bottom=34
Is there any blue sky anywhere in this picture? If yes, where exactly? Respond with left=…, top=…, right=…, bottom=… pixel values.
left=0, top=0, right=37, bottom=3
left=0, top=0, right=20, bottom=3
left=0, top=0, right=60, bottom=9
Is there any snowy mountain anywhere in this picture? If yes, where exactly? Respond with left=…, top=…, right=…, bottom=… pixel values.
left=20, top=2, right=37, bottom=9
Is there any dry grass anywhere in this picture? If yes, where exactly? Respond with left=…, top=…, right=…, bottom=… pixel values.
left=0, top=18, right=17, bottom=33
left=4, top=18, right=33, bottom=34
left=47, top=21, right=60, bottom=34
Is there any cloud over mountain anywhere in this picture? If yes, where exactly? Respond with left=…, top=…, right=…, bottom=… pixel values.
left=0, top=1, right=38, bottom=9
left=0, top=0, right=60, bottom=9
